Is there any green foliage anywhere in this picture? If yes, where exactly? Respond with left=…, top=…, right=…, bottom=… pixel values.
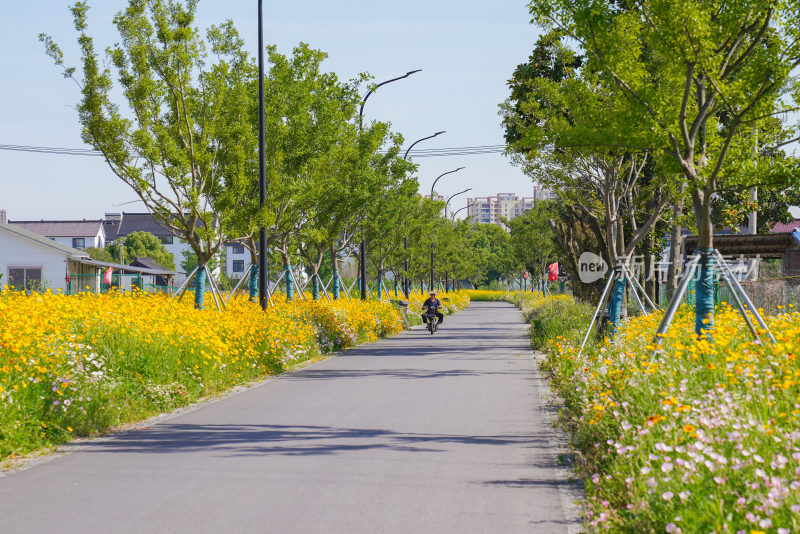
left=505, top=201, right=556, bottom=281
left=467, top=223, right=515, bottom=287
left=508, top=292, right=592, bottom=349
left=107, top=232, right=175, bottom=270
left=83, top=246, right=114, bottom=263
left=41, top=0, right=255, bottom=269
left=180, top=248, right=222, bottom=275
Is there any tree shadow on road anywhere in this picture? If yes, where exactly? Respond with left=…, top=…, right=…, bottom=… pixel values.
left=73, top=423, right=552, bottom=458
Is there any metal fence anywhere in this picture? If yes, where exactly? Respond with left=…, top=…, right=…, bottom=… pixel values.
left=67, top=273, right=176, bottom=296
left=658, top=276, right=800, bottom=315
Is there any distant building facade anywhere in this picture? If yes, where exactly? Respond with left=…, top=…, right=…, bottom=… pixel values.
left=9, top=219, right=105, bottom=250
left=465, top=186, right=556, bottom=226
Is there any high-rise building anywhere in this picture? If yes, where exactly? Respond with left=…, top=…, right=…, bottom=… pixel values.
left=465, top=186, right=555, bottom=226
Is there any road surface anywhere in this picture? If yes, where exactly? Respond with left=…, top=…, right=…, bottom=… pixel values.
left=0, top=301, right=577, bottom=533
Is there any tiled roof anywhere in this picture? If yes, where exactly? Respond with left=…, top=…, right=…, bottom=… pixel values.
left=130, top=257, right=164, bottom=270
left=104, top=212, right=206, bottom=241
left=104, top=212, right=173, bottom=241
left=0, top=223, right=89, bottom=257
left=10, top=220, right=104, bottom=238
left=771, top=220, right=800, bottom=233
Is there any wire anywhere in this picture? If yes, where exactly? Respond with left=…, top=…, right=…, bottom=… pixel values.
left=0, top=144, right=103, bottom=156
left=1, top=143, right=508, bottom=158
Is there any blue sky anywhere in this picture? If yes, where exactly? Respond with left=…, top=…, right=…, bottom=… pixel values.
left=0, top=0, right=540, bottom=220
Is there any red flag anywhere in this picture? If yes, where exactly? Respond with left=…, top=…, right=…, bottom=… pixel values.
left=547, top=262, right=558, bottom=282
left=102, top=266, right=113, bottom=285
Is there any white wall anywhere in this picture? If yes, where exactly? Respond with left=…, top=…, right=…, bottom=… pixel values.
left=49, top=231, right=104, bottom=250
left=0, top=231, right=70, bottom=292
left=225, top=244, right=252, bottom=279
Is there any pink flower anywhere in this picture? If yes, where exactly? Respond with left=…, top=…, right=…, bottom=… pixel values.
left=647, top=478, right=657, bottom=488
left=661, top=491, right=674, bottom=501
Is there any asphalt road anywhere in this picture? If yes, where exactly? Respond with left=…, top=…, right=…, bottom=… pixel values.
left=0, top=301, right=574, bottom=533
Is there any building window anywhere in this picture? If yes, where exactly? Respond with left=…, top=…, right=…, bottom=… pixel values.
left=230, top=244, right=245, bottom=255
left=8, top=267, right=43, bottom=289
left=158, top=235, right=173, bottom=245
left=72, top=238, right=85, bottom=249
left=232, top=260, right=245, bottom=273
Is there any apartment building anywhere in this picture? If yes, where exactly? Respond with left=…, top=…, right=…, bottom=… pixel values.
left=465, top=186, right=556, bottom=226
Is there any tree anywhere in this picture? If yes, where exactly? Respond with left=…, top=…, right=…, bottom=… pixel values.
left=502, top=31, right=677, bottom=331
left=528, top=0, right=800, bottom=335
left=107, top=231, right=175, bottom=270
left=84, top=247, right=114, bottom=263
left=41, top=1, right=254, bottom=308
left=505, top=201, right=557, bottom=294
left=466, top=224, right=515, bottom=288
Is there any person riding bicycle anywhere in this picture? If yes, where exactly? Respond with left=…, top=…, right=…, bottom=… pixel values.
left=421, top=290, right=444, bottom=327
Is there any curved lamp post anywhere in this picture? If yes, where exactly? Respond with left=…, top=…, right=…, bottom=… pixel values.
left=400, top=131, right=444, bottom=297
left=444, top=188, right=473, bottom=219
left=430, top=167, right=465, bottom=199
left=404, top=131, right=445, bottom=160
left=359, top=70, right=421, bottom=133
left=357, top=69, right=421, bottom=300
left=451, top=202, right=473, bottom=220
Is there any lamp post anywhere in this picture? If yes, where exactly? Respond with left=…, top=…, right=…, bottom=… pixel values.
left=257, top=0, right=268, bottom=310
left=401, top=132, right=442, bottom=298
left=403, top=131, right=445, bottom=160
left=357, top=70, right=421, bottom=300
left=444, top=188, right=472, bottom=219
left=451, top=202, right=473, bottom=220
left=430, top=167, right=465, bottom=199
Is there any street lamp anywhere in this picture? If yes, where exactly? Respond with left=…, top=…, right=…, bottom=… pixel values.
left=401, top=131, right=444, bottom=298
left=451, top=202, right=473, bottom=220
left=357, top=69, right=421, bottom=300
left=403, top=131, right=445, bottom=160
left=430, top=167, right=465, bottom=199
left=359, top=70, right=421, bottom=133
left=257, top=0, right=268, bottom=310
left=444, top=188, right=473, bottom=218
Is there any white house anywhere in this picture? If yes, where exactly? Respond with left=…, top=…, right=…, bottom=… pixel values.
left=226, top=242, right=251, bottom=280
left=0, top=223, right=93, bottom=292
left=104, top=212, right=195, bottom=284
left=9, top=219, right=105, bottom=250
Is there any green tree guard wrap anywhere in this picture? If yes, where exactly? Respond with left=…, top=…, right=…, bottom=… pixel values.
left=377, top=278, right=383, bottom=300
left=312, top=275, right=319, bottom=301
left=194, top=267, right=206, bottom=310
left=284, top=264, right=294, bottom=302
left=394, top=280, right=398, bottom=298
left=332, top=269, right=340, bottom=299
left=607, top=274, right=627, bottom=339
left=421, top=282, right=426, bottom=294
left=695, top=248, right=715, bottom=337
left=248, top=264, right=258, bottom=302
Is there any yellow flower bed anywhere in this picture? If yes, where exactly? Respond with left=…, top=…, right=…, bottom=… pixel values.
left=463, top=289, right=509, bottom=301
left=0, top=289, right=402, bottom=460
left=542, top=302, right=800, bottom=532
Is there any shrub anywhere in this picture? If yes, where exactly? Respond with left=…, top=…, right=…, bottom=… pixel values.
left=0, top=289, right=402, bottom=460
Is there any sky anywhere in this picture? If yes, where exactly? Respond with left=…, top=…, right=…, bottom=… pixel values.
left=0, top=0, right=541, bottom=221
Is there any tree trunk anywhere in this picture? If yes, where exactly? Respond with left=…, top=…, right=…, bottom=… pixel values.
left=248, top=246, right=259, bottom=302
left=194, top=266, right=207, bottom=310
left=692, top=188, right=715, bottom=337
left=329, top=243, right=340, bottom=300
left=666, top=200, right=684, bottom=303
left=281, top=254, right=294, bottom=302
